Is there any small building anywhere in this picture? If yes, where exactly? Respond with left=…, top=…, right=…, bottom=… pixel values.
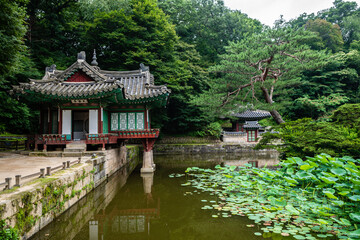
left=11, top=51, right=171, bottom=172
left=222, top=110, right=271, bottom=143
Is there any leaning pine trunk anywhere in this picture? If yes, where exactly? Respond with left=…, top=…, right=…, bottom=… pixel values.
left=270, top=110, right=285, bottom=124
left=261, top=86, right=285, bottom=124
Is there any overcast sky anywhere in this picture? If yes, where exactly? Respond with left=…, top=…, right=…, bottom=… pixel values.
left=223, top=0, right=360, bottom=26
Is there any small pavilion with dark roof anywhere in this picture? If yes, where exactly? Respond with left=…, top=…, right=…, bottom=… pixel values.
left=11, top=51, right=171, bottom=172
left=222, top=110, right=271, bottom=143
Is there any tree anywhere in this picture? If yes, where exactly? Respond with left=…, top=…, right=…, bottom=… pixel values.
left=26, top=0, right=80, bottom=69
left=194, top=26, right=328, bottom=124
left=305, top=19, right=344, bottom=52
left=158, top=0, right=262, bottom=63
left=0, top=0, right=41, bottom=133
left=317, top=0, right=359, bottom=26
left=0, top=0, right=27, bottom=81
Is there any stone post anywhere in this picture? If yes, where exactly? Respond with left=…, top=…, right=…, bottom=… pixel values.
left=40, top=168, right=45, bottom=178
left=141, top=150, right=154, bottom=173
left=46, top=167, right=51, bottom=176
left=63, top=162, right=66, bottom=169
left=5, top=177, right=12, bottom=189
left=15, top=175, right=21, bottom=187
left=66, top=161, right=70, bottom=168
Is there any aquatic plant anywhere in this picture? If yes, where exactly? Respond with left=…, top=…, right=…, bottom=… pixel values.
left=180, top=154, right=360, bottom=239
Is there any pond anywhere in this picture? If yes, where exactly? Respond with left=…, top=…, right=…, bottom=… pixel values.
left=30, top=151, right=279, bottom=240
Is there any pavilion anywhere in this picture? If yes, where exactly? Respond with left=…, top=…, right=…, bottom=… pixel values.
left=11, top=51, right=171, bottom=172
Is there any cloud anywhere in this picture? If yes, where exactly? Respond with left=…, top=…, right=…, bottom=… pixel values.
left=223, top=0, right=360, bottom=26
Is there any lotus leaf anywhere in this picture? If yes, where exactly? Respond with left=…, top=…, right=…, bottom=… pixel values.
left=350, top=212, right=360, bottom=222
left=300, top=165, right=313, bottom=170
left=319, top=176, right=338, bottom=184
left=348, top=195, right=360, bottom=201
left=330, top=168, right=347, bottom=176
left=323, top=190, right=338, bottom=199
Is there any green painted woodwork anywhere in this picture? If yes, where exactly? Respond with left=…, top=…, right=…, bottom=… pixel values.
left=110, top=112, right=145, bottom=131
left=103, top=110, right=108, bottom=134
left=247, top=130, right=256, bottom=142
left=62, top=106, right=99, bottom=109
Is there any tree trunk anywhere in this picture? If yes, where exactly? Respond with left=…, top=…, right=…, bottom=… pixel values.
left=261, top=86, right=285, bottom=124
left=270, top=109, right=285, bottom=124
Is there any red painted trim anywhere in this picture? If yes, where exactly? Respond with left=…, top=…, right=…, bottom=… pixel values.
left=66, top=71, right=94, bottom=82
left=141, top=138, right=156, bottom=152
left=144, top=109, right=148, bottom=130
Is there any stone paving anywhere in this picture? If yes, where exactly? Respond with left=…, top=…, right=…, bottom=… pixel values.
left=0, top=152, right=78, bottom=183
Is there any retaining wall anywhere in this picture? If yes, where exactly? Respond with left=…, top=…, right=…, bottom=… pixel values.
left=153, top=143, right=262, bottom=155
left=0, top=145, right=140, bottom=239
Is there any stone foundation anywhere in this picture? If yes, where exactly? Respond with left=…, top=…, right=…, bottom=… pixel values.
left=0, top=145, right=140, bottom=239
left=153, top=143, right=262, bottom=155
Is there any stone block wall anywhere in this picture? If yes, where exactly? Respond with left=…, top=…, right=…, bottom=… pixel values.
left=153, top=143, right=260, bottom=155
left=0, top=145, right=140, bottom=239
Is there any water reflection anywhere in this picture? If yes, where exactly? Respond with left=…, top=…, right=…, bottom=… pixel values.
left=31, top=151, right=278, bottom=240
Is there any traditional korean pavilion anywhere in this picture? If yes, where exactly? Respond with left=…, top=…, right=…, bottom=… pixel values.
left=223, top=110, right=271, bottom=142
left=11, top=51, right=171, bottom=172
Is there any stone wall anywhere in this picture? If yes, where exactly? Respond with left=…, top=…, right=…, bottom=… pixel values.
left=153, top=143, right=261, bottom=155
left=0, top=145, right=139, bottom=239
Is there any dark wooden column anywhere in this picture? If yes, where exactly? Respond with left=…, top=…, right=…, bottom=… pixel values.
left=98, top=108, right=103, bottom=134
left=58, top=108, right=62, bottom=134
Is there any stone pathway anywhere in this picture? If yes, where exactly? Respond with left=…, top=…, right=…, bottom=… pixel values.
left=0, top=152, right=78, bottom=183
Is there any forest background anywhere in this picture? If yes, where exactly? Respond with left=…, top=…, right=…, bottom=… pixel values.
left=1, top=0, right=360, bottom=157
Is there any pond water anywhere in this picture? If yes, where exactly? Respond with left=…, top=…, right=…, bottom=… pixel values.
left=30, top=151, right=279, bottom=240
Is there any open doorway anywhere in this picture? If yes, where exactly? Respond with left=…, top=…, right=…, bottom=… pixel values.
left=73, top=111, right=89, bottom=140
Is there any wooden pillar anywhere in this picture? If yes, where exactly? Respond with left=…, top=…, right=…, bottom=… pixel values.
left=98, top=107, right=103, bottom=134
left=236, top=122, right=239, bottom=132
left=141, top=138, right=156, bottom=173
left=144, top=109, right=148, bottom=130
left=58, top=107, right=62, bottom=134
left=39, top=110, right=43, bottom=134
left=47, top=107, right=51, bottom=134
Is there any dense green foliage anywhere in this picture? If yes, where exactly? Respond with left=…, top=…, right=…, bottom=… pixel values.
left=182, top=154, right=360, bottom=239
left=193, top=26, right=328, bottom=123
left=0, top=0, right=360, bottom=136
left=0, top=220, right=18, bottom=240
left=257, top=104, right=360, bottom=159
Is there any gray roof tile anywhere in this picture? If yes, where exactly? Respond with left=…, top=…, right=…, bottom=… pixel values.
left=12, top=58, right=171, bottom=100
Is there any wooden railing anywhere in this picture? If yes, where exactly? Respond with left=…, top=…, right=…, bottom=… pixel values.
left=114, top=129, right=160, bottom=138
left=0, top=136, right=27, bottom=151
left=0, top=157, right=88, bottom=191
left=86, top=134, right=110, bottom=144
left=38, top=134, right=67, bottom=144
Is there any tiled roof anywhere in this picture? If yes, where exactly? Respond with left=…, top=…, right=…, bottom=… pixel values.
left=232, top=110, right=271, bottom=120
left=243, top=121, right=262, bottom=129
left=11, top=53, right=170, bottom=101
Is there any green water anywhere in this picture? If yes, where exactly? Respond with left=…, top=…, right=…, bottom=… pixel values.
left=30, top=152, right=278, bottom=240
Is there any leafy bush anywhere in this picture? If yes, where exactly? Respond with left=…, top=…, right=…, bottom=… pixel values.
left=256, top=118, right=360, bottom=159
left=0, top=220, right=18, bottom=240
left=195, top=122, right=222, bottom=138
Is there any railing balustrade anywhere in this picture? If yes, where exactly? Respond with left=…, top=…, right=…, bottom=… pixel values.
left=0, top=157, right=86, bottom=192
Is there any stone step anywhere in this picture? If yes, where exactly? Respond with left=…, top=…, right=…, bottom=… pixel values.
left=66, top=143, right=86, bottom=149
left=63, top=148, right=85, bottom=153
left=62, top=152, right=83, bottom=157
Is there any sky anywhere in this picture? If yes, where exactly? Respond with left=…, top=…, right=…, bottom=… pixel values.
left=223, top=0, right=360, bottom=26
